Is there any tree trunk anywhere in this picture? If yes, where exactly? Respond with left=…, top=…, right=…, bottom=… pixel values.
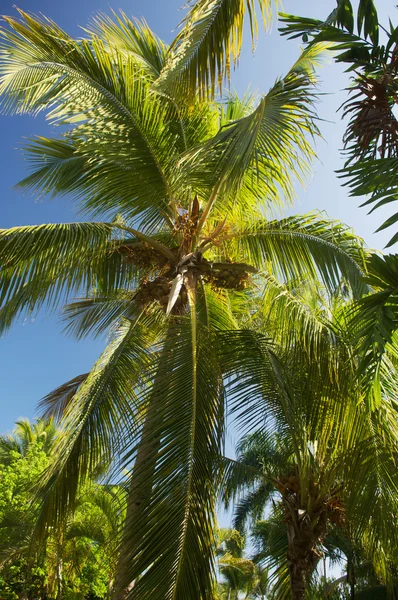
left=286, top=512, right=325, bottom=600
left=288, top=561, right=307, bottom=600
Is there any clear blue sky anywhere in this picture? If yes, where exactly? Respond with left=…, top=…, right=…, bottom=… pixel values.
left=0, top=0, right=396, bottom=434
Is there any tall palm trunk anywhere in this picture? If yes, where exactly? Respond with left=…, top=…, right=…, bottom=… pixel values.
left=286, top=512, right=325, bottom=600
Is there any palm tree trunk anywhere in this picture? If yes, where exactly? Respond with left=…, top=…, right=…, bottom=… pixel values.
left=286, top=515, right=324, bottom=600
left=288, top=565, right=307, bottom=600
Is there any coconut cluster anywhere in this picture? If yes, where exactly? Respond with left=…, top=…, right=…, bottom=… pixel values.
left=205, top=268, right=249, bottom=291
left=118, top=244, right=170, bottom=270
left=134, top=276, right=188, bottom=311
left=276, top=473, right=345, bottom=527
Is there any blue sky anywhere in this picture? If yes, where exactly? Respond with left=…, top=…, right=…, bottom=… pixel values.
left=0, top=0, right=396, bottom=435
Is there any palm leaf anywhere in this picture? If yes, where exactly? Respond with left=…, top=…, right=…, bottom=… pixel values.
left=183, top=46, right=326, bottom=228
left=39, top=374, right=89, bottom=421
left=157, top=0, right=274, bottom=98
left=86, top=11, right=167, bottom=79
left=61, top=290, right=140, bottom=340
left=0, top=10, right=179, bottom=226
left=223, top=213, right=369, bottom=298
left=340, top=158, right=398, bottom=248
left=0, top=221, right=135, bottom=333
left=34, top=311, right=164, bottom=537
left=117, top=317, right=224, bottom=599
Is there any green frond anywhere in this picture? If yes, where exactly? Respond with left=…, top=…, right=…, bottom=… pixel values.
left=224, top=213, right=369, bottom=298
left=340, top=158, right=398, bottom=248
left=117, top=317, right=224, bottom=599
left=232, top=483, right=273, bottom=533
left=0, top=221, right=135, bottom=333
left=217, top=329, right=294, bottom=438
left=221, top=456, right=262, bottom=510
left=156, top=0, right=275, bottom=98
left=0, top=11, right=179, bottom=225
left=256, top=276, right=354, bottom=383
left=349, top=253, right=398, bottom=408
left=34, top=312, right=164, bottom=537
left=61, top=290, right=140, bottom=340
left=183, top=47, right=324, bottom=216
left=39, top=374, right=89, bottom=421
left=86, top=11, right=168, bottom=79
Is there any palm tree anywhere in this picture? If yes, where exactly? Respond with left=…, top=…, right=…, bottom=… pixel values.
left=0, top=8, right=370, bottom=598
left=0, top=418, right=124, bottom=600
left=0, top=417, right=59, bottom=465
left=220, top=287, right=398, bottom=599
left=216, top=529, right=256, bottom=599
left=280, top=1, right=398, bottom=247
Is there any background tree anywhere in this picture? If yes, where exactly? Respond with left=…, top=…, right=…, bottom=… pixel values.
left=0, top=419, right=122, bottom=600
left=219, top=286, right=398, bottom=599
left=279, top=1, right=398, bottom=406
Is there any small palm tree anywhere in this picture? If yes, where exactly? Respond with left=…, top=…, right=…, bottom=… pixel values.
left=0, top=8, right=370, bottom=598
left=216, top=529, right=256, bottom=599
left=0, top=420, right=124, bottom=600
left=0, top=418, right=58, bottom=465
left=220, top=288, right=398, bottom=599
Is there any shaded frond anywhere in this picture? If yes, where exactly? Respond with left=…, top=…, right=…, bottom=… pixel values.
left=34, top=311, right=164, bottom=537
left=117, top=317, right=224, bottom=599
left=39, top=374, right=89, bottom=421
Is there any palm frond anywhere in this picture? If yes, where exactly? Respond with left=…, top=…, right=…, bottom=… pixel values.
left=117, top=317, right=224, bottom=599
left=349, top=253, right=398, bottom=408
left=0, top=221, right=134, bottom=333
left=183, top=46, right=326, bottom=224
left=86, top=11, right=167, bottom=79
left=61, top=290, right=140, bottom=340
left=34, top=311, right=164, bottom=538
left=340, top=158, right=398, bottom=248
left=39, top=374, right=89, bottom=421
left=157, top=0, right=274, bottom=98
left=0, top=10, right=179, bottom=226
left=224, top=213, right=369, bottom=298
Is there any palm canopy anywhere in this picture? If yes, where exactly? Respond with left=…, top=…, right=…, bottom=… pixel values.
left=0, top=8, right=372, bottom=599
left=219, top=297, right=398, bottom=598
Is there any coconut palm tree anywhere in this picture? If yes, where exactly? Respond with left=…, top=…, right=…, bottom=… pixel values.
left=0, top=8, right=371, bottom=598
left=219, top=287, right=398, bottom=600
left=0, top=417, right=59, bottom=465
left=216, top=529, right=256, bottom=599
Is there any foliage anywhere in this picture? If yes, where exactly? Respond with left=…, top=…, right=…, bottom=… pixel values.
left=0, top=419, right=122, bottom=600
left=279, top=1, right=398, bottom=247
left=0, top=3, right=385, bottom=599
left=219, top=287, right=398, bottom=599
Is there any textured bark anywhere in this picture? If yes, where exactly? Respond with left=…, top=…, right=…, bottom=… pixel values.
left=288, top=562, right=307, bottom=600
left=286, top=511, right=326, bottom=600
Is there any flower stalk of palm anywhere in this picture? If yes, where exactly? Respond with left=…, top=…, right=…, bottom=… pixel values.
left=0, top=8, right=370, bottom=599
